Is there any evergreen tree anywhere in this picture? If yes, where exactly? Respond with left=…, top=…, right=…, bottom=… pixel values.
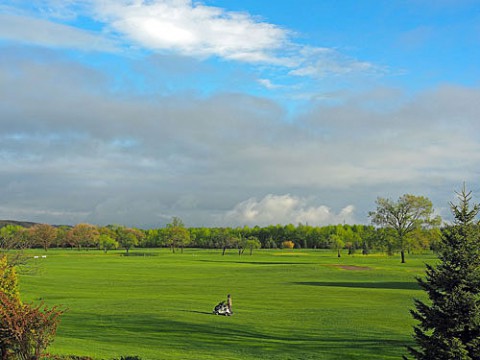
left=405, top=186, right=480, bottom=359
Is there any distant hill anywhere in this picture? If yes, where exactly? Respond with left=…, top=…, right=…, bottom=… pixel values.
left=0, top=220, right=41, bottom=228
left=0, top=220, right=71, bottom=229
left=0, top=220, right=91, bottom=229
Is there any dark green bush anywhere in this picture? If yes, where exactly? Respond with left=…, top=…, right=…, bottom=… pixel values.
left=42, top=356, right=141, bottom=360
left=41, top=356, right=94, bottom=360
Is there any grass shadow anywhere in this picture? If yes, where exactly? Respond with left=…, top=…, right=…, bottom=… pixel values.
left=121, top=252, right=158, bottom=257
left=179, top=310, right=213, bottom=315
left=197, top=259, right=310, bottom=265
left=58, top=312, right=411, bottom=359
left=293, top=281, right=420, bottom=290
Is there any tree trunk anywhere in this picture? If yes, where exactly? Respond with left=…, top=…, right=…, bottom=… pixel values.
left=222, top=247, right=226, bottom=256
left=337, top=249, right=341, bottom=258
left=249, top=247, right=253, bottom=255
left=401, top=250, right=405, bottom=263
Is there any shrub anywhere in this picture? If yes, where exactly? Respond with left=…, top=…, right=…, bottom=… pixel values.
left=40, top=355, right=141, bottom=360
left=0, top=256, right=66, bottom=360
left=0, top=292, right=66, bottom=360
left=282, top=240, right=295, bottom=249
left=0, top=256, right=20, bottom=301
left=41, top=356, right=94, bottom=360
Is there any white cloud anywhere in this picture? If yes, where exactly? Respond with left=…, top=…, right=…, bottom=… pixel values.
left=94, top=1, right=382, bottom=75
left=257, top=78, right=282, bottom=89
left=221, top=194, right=356, bottom=226
left=95, top=0, right=290, bottom=63
left=0, top=1, right=384, bottom=78
left=289, top=47, right=382, bottom=78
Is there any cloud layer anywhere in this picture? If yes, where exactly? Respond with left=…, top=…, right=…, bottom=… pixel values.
left=0, top=1, right=479, bottom=227
left=0, top=47, right=479, bottom=227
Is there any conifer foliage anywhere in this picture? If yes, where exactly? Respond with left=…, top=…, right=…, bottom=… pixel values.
left=405, top=187, right=480, bottom=359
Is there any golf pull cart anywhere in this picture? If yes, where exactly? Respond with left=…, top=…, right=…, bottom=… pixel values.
left=213, top=294, right=233, bottom=316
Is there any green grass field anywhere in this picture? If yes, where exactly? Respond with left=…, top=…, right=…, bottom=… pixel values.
left=18, top=249, right=435, bottom=360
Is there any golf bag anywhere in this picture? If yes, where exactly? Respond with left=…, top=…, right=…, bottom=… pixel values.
left=213, top=301, right=232, bottom=316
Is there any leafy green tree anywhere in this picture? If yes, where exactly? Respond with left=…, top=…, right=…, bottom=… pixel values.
left=0, top=225, right=32, bottom=251
left=66, top=224, right=100, bottom=250
left=98, top=226, right=117, bottom=240
left=144, top=228, right=164, bottom=248
left=54, top=226, right=70, bottom=249
left=329, top=234, right=344, bottom=258
left=244, top=237, right=261, bottom=255
left=29, top=224, right=57, bottom=252
left=405, top=187, right=480, bottom=359
left=369, top=194, right=441, bottom=263
left=212, top=228, right=239, bottom=255
left=264, top=237, right=277, bottom=249
left=373, top=227, right=396, bottom=255
left=360, top=226, right=378, bottom=253
left=345, top=241, right=354, bottom=255
left=284, top=224, right=297, bottom=247
left=189, top=227, right=212, bottom=248
left=116, top=227, right=143, bottom=255
left=311, top=226, right=333, bottom=249
left=236, top=232, right=258, bottom=255
left=409, top=228, right=442, bottom=253
left=98, top=234, right=119, bottom=253
left=164, top=217, right=191, bottom=253
left=0, top=225, right=24, bottom=251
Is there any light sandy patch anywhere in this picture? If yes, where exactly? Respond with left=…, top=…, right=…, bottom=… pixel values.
left=273, top=252, right=310, bottom=256
left=326, top=264, right=372, bottom=271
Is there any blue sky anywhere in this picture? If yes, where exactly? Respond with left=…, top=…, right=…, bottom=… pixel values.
left=0, top=0, right=479, bottom=227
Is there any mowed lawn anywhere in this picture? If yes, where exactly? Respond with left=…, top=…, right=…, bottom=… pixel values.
left=18, top=249, right=434, bottom=360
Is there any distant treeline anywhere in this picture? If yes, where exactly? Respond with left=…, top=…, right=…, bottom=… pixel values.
left=0, top=220, right=441, bottom=256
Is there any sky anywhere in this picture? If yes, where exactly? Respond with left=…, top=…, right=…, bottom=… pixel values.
left=1, top=0, right=480, bottom=228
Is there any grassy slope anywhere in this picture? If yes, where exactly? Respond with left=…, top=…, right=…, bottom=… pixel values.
left=18, top=249, right=433, bottom=360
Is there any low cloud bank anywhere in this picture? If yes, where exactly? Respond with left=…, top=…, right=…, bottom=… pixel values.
left=221, top=194, right=356, bottom=227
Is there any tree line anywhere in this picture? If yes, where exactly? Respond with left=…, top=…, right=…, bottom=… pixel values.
left=0, top=211, right=442, bottom=262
